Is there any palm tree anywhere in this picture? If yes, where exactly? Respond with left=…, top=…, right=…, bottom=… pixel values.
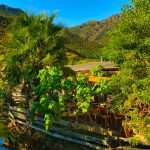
left=4, top=12, right=67, bottom=88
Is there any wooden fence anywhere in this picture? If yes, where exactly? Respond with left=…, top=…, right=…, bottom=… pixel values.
left=7, top=104, right=129, bottom=150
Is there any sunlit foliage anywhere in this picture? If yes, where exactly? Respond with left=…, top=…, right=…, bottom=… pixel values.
left=108, top=0, right=150, bottom=144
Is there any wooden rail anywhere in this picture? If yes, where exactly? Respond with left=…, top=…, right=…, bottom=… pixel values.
left=8, top=105, right=111, bottom=149
left=7, top=104, right=129, bottom=149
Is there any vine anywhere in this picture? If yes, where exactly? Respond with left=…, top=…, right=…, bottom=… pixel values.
left=31, top=65, right=110, bottom=130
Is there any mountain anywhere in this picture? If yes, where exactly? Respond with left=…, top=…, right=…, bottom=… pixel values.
left=62, top=14, right=121, bottom=63
left=0, top=4, right=24, bottom=14
left=68, top=14, right=120, bottom=42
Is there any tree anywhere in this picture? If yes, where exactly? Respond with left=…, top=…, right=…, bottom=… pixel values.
left=108, top=0, right=150, bottom=144
left=4, top=12, right=67, bottom=93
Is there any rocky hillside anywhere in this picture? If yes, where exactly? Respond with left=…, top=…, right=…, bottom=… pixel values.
left=68, top=14, right=120, bottom=42
left=62, top=14, right=121, bottom=63
left=0, top=4, right=24, bottom=14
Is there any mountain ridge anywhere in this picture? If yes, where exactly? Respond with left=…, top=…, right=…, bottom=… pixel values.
left=0, top=4, right=24, bottom=14
left=68, top=14, right=120, bottom=42
left=62, top=13, right=121, bottom=63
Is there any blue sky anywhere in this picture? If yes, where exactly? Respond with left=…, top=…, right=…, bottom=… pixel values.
left=0, top=0, right=130, bottom=27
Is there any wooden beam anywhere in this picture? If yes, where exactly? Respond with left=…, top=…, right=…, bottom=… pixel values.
left=9, top=106, right=29, bottom=114
left=8, top=105, right=120, bottom=136
left=32, top=119, right=109, bottom=147
left=8, top=106, right=129, bottom=148
left=54, top=119, right=120, bottom=136
left=11, top=111, right=27, bottom=121
left=15, top=119, right=107, bottom=150
left=8, top=111, right=16, bottom=122
left=51, top=127, right=109, bottom=147
left=10, top=112, right=109, bottom=147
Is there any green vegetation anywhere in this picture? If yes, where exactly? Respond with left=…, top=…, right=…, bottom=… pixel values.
left=31, top=66, right=109, bottom=130
left=107, top=0, right=150, bottom=145
left=61, top=15, right=120, bottom=63
left=4, top=13, right=67, bottom=97
left=0, top=83, right=8, bottom=103
left=0, top=12, right=15, bottom=68
left=30, top=0, right=150, bottom=145
left=0, top=5, right=23, bottom=69
left=1, top=0, right=150, bottom=147
left=60, top=29, right=102, bottom=62
left=0, top=122, right=8, bottom=138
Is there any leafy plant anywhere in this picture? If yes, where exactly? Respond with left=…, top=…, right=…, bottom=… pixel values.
left=32, top=65, right=110, bottom=130
left=107, top=0, right=150, bottom=143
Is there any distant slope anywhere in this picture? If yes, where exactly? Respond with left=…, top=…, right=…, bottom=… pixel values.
left=60, top=29, right=101, bottom=59
left=0, top=4, right=24, bottom=14
left=61, top=14, right=121, bottom=64
left=68, top=14, right=120, bottom=42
